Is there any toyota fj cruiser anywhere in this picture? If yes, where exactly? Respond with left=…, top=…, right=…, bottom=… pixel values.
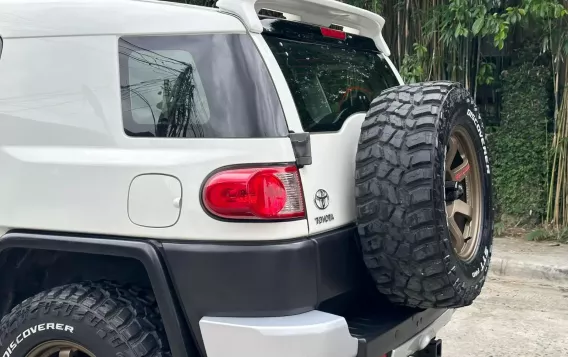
left=0, top=0, right=493, bottom=356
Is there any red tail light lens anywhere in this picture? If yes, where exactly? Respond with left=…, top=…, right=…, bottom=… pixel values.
left=321, top=27, right=347, bottom=40
left=203, top=165, right=305, bottom=220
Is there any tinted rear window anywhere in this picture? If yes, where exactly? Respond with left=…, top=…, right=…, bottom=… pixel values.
left=119, top=34, right=287, bottom=138
left=264, top=34, right=399, bottom=132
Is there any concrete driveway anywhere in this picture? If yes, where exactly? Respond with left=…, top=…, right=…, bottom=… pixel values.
left=439, top=239, right=568, bottom=357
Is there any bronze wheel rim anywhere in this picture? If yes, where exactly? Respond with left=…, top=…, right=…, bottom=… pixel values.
left=25, top=341, right=95, bottom=357
left=445, top=126, right=483, bottom=262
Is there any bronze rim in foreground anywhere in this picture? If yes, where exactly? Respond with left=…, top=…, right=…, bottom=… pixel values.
left=445, top=125, right=483, bottom=262
left=25, top=341, right=96, bottom=357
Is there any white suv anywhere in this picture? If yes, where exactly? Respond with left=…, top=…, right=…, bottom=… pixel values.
left=0, top=0, right=493, bottom=357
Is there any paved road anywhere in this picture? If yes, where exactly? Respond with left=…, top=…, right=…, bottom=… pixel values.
left=439, top=275, right=568, bottom=357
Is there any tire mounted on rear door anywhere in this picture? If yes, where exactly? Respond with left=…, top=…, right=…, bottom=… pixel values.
left=355, top=81, right=493, bottom=309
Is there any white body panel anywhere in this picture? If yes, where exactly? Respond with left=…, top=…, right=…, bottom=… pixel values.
left=0, top=2, right=309, bottom=241
left=200, top=311, right=359, bottom=357
left=300, top=114, right=365, bottom=234
left=0, top=0, right=246, bottom=38
left=0, top=0, right=402, bottom=241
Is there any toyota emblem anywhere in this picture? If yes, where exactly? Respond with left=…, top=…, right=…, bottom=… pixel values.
left=314, top=189, right=330, bottom=210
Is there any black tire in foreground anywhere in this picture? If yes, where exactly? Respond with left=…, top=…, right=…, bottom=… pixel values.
left=355, top=81, right=493, bottom=309
left=0, top=282, right=170, bottom=357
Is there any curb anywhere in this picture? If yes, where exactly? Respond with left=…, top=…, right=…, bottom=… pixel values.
left=489, top=257, right=568, bottom=284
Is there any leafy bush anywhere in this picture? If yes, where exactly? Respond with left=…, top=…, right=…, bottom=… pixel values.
left=491, top=63, right=552, bottom=221
left=525, top=226, right=568, bottom=242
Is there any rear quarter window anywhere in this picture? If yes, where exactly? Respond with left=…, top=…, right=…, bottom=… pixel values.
left=119, top=34, right=287, bottom=138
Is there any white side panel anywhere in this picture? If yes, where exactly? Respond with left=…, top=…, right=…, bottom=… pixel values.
left=200, top=311, right=358, bottom=357
left=0, top=36, right=308, bottom=241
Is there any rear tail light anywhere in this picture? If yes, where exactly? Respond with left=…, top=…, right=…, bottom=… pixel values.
left=202, top=165, right=305, bottom=220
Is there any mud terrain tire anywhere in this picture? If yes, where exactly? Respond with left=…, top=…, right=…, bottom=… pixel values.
left=355, top=82, right=493, bottom=309
left=0, top=282, right=170, bottom=357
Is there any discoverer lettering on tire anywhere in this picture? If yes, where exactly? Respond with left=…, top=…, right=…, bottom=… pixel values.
left=0, top=282, right=171, bottom=357
left=2, top=324, right=74, bottom=357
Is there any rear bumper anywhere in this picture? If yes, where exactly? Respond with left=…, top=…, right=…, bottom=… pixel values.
left=390, top=310, right=453, bottom=357
left=162, top=225, right=364, bottom=318
left=200, top=311, right=358, bottom=357
left=200, top=309, right=454, bottom=357
left=161, top=225, right=366, bottom=354
left=161, top=225, right=452, bottom=356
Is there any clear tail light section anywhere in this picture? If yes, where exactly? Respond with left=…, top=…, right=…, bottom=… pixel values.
left=202, top=165, right=305, bottom=220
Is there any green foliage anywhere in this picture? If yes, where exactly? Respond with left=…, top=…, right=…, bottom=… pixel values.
left=525, top=228, right=552, bottom=241
left=477, top=62, right=496, bottom=85
left=491, top=64, right=552, bottom=220
left=494, top=221, right=506, bottom=236
left=525, top=226, right=568, bottom=242
left=400, top=43, right=428, bottom=83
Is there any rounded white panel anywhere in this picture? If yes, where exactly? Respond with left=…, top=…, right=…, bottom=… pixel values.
left=128, top=174, right=182, bottom=228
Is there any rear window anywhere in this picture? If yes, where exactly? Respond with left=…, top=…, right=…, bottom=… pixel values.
left=264, top=33, right=399, bottom=133
left=119, top=34, right=287, bottom=138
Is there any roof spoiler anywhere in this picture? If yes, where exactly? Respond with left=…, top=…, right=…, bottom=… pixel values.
left=216, top=0, right=391, bottom=56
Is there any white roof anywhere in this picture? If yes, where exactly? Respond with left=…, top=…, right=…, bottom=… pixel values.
left=0, top=0, right=390, bottom=55
left=216, top=0, right=391, bottom=55
left=0, top=0, right=245, bottom=39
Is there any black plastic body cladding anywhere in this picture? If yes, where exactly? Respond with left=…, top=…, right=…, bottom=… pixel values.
left=350, top=308, right=445, bottom=357
left=0, top=228, right=449, bottom=357
left=161, top=225, right=365, bottom=353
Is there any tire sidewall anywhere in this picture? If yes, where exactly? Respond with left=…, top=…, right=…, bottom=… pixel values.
left=1, top=311, right=131, bottom=357
left=436, top=87, right=494, bottom=291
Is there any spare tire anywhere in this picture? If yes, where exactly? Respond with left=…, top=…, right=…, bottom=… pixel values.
left=355, top=81, right=493, bottom=309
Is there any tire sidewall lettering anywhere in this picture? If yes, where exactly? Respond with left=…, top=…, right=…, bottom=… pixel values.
left=2, top=323, right=74, bottom=357
left=444, top=99, right=494, bottom=287
left=0, top=283, right=167, bottom=357
left=466, top=108, right=491, bottom=175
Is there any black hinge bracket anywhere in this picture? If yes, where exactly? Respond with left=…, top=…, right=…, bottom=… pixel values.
left=289, top=132, right=312, bottom=168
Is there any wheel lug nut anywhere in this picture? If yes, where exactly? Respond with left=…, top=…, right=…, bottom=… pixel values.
left=445, top=181, right=464, bottom=201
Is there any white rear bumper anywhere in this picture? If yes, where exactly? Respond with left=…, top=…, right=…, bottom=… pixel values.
left=200, top=309, right=454, bottom=357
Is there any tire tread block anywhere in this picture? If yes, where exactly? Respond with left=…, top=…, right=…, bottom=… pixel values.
left=0, top=282, right=171, bottom=357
